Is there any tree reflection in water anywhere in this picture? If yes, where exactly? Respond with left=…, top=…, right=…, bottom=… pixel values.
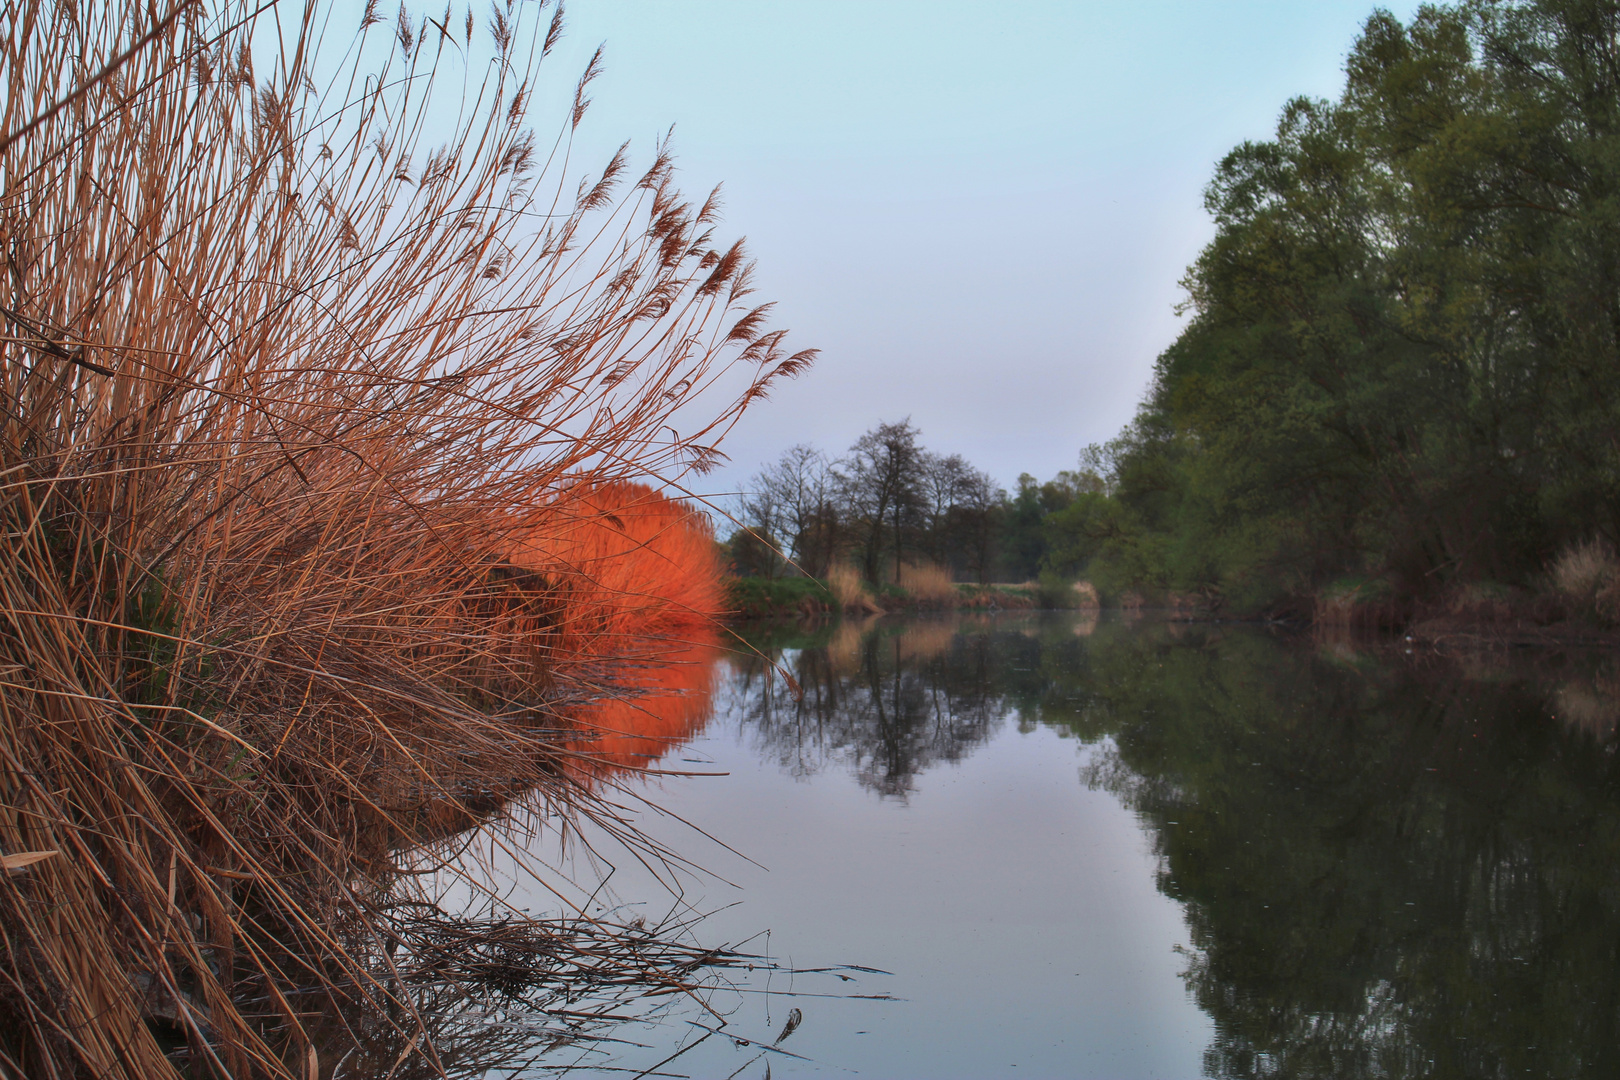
left=725, top=613, right=1620, bottom=1078
left=1055, top=621, right=1620, bottom=1080
left=725, top=616, right=1021, bottom=797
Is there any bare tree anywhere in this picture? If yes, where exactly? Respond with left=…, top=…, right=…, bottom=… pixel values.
left=839, top=420, right=926, bottom=583
left=917, top=452, right=969, bottom=566
left=742, top=444, right=837, bottom=576
left=738, top=470, right=785, bottom=577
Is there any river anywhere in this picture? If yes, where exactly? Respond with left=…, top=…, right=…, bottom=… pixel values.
left=436, top=611, right=1620, bottom=1079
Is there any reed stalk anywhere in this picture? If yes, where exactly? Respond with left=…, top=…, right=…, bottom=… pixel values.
left=0, top=1, right=811, bottom=1075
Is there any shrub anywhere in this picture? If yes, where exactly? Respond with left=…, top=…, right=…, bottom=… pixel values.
left=1035, top=571, right=1082, bottom=609
left=727, top=527, right=781, bottom=578
left=724, top=576, right=833, bottom=619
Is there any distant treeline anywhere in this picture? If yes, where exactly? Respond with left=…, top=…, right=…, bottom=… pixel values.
left=730, top=419, right=1091, bottom=585
left=742, top=0, right=1620, bottom=615
left=1042, top=0, right=1620, bottom=614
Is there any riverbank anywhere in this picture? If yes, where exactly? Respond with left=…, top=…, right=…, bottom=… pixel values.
left=1087, top=579, right=1620, bottom=652
left=1315, top=580, right=1620, bottom=651
left=723, top=575, right=1085, bottom=619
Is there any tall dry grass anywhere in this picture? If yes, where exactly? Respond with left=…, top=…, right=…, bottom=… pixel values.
left=896, top=560, right=957, bottom=605
left=0, top=2, right=810, bottom=1076
left=827, top=563, right=880, bottom=614
left=1551, top=539, right=1620, bottom=622
left=503, top=481, right=724, bottom=654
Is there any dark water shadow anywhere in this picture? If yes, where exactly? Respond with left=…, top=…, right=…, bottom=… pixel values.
left=1048, top=619, right=1620, bottom=1080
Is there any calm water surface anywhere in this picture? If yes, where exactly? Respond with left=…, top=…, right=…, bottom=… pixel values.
left=459, top=612, right=1620, bottom=1079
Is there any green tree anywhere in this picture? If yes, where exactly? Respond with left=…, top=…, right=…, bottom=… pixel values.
left=1053, top=0, right=1620, bottom=613
left=1000, top=471, right=1083, bottom=581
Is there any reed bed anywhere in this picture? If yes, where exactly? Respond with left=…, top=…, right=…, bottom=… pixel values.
left=826, top=564, right=879, bottom=615
left=0, top=1, right=812, bottom=1076
left=895, top=560, right=957, bottom=605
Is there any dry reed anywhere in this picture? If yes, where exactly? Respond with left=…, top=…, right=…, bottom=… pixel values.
left=0, top=2, right=811, bottom=1076
left=826, top=564, right=879, bottom=615
left=1551, top=539, right=1619, bottom=622
left=1552, top=540, right=1615, bottom=595
left=896, top=560, right=957, bottom=605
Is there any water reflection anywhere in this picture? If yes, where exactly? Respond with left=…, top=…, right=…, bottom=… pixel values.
left=720, top=614, right=1620, bottom=1077
left=1054, top=622, right=1620, bottom=1080
left=726, top=616, right=1027, bottom=796
left=567, top=634, right=722, bottom=777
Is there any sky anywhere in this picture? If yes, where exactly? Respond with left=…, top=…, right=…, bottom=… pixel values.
left=331, top=0, right=1424, bottom=498
left=532, top=0, right=1431, bottom=499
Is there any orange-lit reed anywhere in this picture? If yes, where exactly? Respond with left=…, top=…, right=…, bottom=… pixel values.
left=0, top=2, right=808, bottom=1076
left=504, top=482, right=726, bottom=649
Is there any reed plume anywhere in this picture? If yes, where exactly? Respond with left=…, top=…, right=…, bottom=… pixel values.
left=0, top=1, right=811, bottom=1076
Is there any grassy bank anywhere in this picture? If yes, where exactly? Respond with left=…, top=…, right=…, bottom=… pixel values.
left=725, top=576, right=837, bottom=618
left=724, top=575, right=1097, bottom=618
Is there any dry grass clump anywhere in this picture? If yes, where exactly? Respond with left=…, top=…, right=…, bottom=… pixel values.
left=0, top=2, right=811, bottom=1077
left=897, top=560, right=958, bottom=605
left=1551, top=539, right=1620, bottom=623
left=828, top=563, right=881, bottom=614
left=1551, top=540, right=1616, bottom=597
left=1071, top=581, right=1101, bottom=609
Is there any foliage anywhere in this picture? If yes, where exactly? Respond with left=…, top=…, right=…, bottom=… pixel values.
left=725, top=526, right=781, bottom=579
left=1046, top=0, right=1620, bottom=615
left=999, top=471, right=1080, bottom=580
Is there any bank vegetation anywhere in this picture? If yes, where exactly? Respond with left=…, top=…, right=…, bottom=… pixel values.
left=820, top=0, right=1620, bottom=638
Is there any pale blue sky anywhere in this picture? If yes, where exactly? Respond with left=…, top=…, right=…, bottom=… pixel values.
left=327, top=1, right=1423, bottom=494
left=541, top=1, right=1423, bottom=496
